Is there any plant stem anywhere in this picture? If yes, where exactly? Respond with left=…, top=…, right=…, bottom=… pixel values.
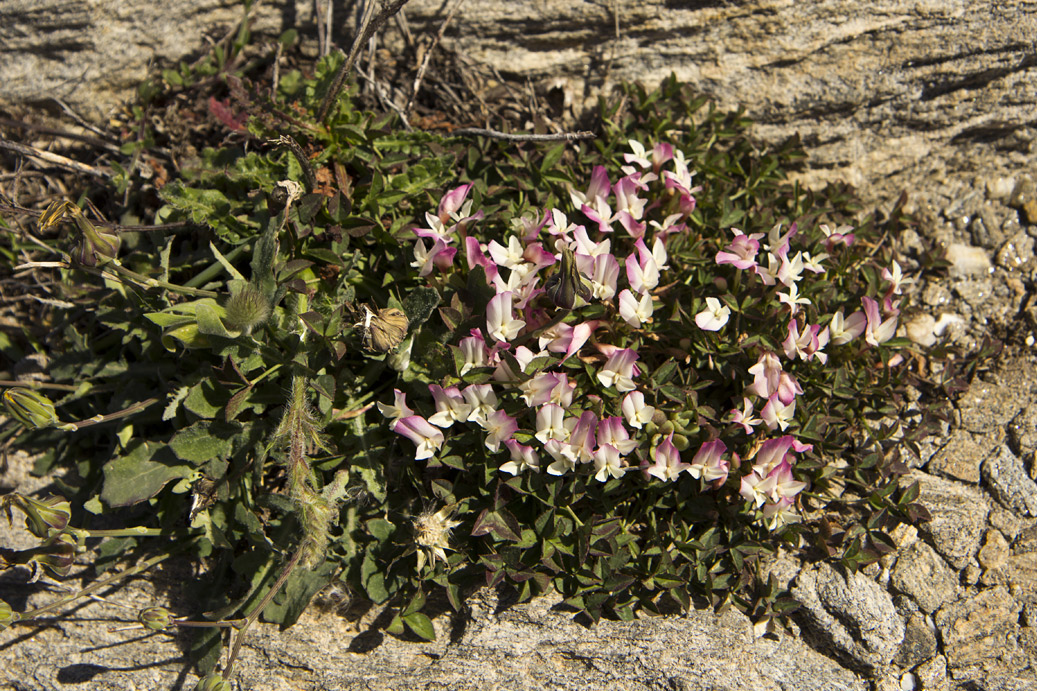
left=75, top=527, right=169, bottom=538
left=316, top=0, right=413, bottom=122
left=59, top=397, right=161, bottom=431
left=103, top=262, right=219, bottom=298
left=184, top=243, right=249, bottom=289
left=16, top=541, right=193, bottom=622
left=223, top=542, right=307, bottom=677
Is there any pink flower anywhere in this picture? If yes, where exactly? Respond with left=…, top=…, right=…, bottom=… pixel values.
left=376, top=389, right=414, bottom=430
left=687, top=440, right=727, bottom=482
left=760, top=394, right=796, bottom=431
left=509, top=212, right=545, bottom=245
left=782, top=321, right=829, bottom=364
left=538, top=321, right=596, bottom=363
left=394, top=415, right=445, bottom=460
left=622, top=140, right=652, bottom=170
left=829, top=309, right=866, bottom=345
left=596, top=347, right=640, bottom=392
left=428, top=385, right=472, bottom=428
left=754, top=436, right=796, bottom=476
left=579, top=252, right=620, bottom=301
left=765, top=222, right=798, bottom=259
left=501, top=440, right=540, bottom=475
left=740, top=471, right=777, bottom=508
left=437, top=184, right=482, bottom=227
left=768, top=460, right=808, bottom=501
left=459, top=330, right=488, bottom=376
left=464, top=236, right=499, bottom=284
left=646, top=433, right=691, bottom=482
left=881, top=260, right=912, bottom=297
left=411, top=238, right=454, bottom=277
left=746, top=352, right=782, bottom=399
left=462, top=383, right=499, bottom=426
left=545, top=438, right=576, bottom=476
left=763, top=496, right=800, bottom=531
left=488, top=235, right=526, bottom=269
left=597, top=416, right=637, bottom=455
left=622, top=390, right=655, bottom=429
left=570, top=165, right=612, bottom=208
left=535, top=403, right=568, bottom=444
left=716, top=229, right=763, bottom=270
left=625, top=245, right=659, bottom=294
left=413, top=212, right=453, bottom=245
left=483, top=409, right=518, bottom=452
left=862, top=297, right=897, bottom=346
left=776, top=372, right=803, bottom=406
left=618, top=289, right=654, bottom=328
left=820, top=223, right=855, bottom=251
left=729, top=397, right=761, bottom=434
left=565, top=411, right=598, bottom=464
left=487, top=292, right=526, bottom=342
left=519, top=372, right=562, bottom=407
left=593, top=444, right=629, bottom=482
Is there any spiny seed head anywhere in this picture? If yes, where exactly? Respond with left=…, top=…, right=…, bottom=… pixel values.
left=224, top=284, right=271, bottom=334
left=412, top=506, right=461, bottom=571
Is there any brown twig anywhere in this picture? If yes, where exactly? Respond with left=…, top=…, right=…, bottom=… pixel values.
left=0, top=137, right=110, bottom=179
left=448, top=128, right=597, bottom=142
left=405, top=0, right=465, bottom=117
left=0, top=118, right=120, bottom=154
left=274, top=136, right=317, bottom=193
left=0, top=202, right=196, bottom=233
left=316, top=0, right=413, bottom=122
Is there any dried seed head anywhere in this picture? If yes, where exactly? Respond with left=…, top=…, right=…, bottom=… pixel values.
left=412, top=505, right=461, bottom=571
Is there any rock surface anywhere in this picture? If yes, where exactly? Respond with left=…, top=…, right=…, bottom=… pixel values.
left=4, top=1, right=1037, bottom=690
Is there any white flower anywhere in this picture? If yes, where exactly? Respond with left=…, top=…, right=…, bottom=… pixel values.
left=695, top=297, right=730, bottom=331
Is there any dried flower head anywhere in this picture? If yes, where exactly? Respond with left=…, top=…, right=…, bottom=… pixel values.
left=412, top=505, right=461, bottom=571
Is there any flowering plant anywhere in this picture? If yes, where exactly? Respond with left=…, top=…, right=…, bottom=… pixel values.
left=0, top=63, right=929, bottom=658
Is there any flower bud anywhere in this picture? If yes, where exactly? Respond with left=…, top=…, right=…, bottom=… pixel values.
left=224, top=284, right=271, bottom=335
left=2, top=388, right=58, bottom=429
left=36, top=533, right=77, bottom=578
left=5, top=493, right=72, bottom=538
left=0, top=599, right=19, bottom=631
left=543, top=246, right=589, bottom=311
left=139, top=606, right=175, bottom=631
left=195, top=673, right=231, bottom=691
left=71, top=212, right=120, bottom=267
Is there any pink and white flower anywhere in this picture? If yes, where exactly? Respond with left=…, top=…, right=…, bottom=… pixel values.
left=501, top=440, right=540, bottom=475
left=487, top=291, right=526, bottom=342
left=596, top=347, right=640, bottom=392
left=622, top=390, right=656, bottom=429
left=618, top=289, right=654, bottom=328
left=394, top=415, right=445, bottom=460
left=376, top=389, right=414, bottom=430
left=646, top=433, right=691, bottom=482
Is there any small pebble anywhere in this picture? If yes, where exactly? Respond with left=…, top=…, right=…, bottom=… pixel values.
left=945, top=243, right=992, bottom=277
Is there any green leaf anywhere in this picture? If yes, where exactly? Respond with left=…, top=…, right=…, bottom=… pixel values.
left=262, top=561, right=335, bottom=627
left=170, top=422, right=234, bottom=464
left=402, top=287, right=441, bottom=328
left=403, top=612, right=436, bottom=641
left=102, top=453, right=194, bottom=507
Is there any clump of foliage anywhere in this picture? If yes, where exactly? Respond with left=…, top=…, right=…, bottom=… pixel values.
left=0, top=54, right=927, bottom=676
